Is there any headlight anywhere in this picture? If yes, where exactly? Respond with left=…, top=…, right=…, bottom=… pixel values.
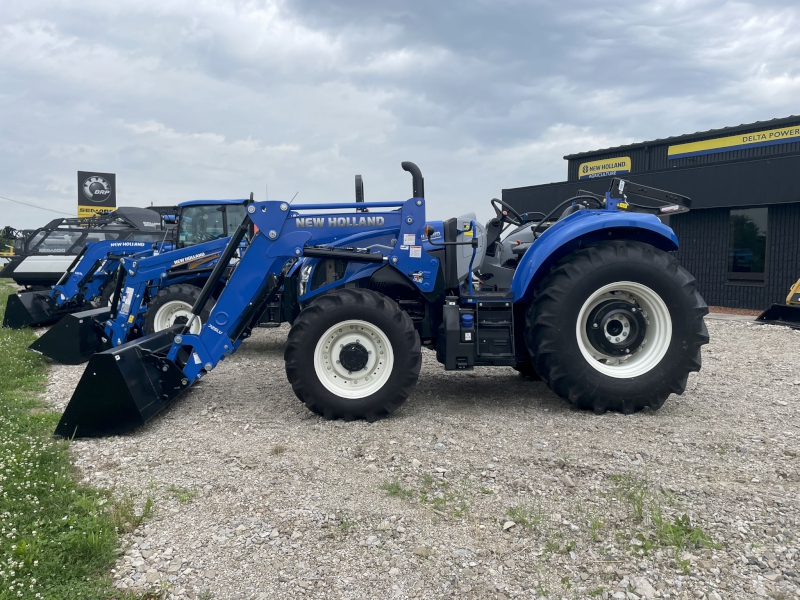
left=299, top=263, right=313, bottom=296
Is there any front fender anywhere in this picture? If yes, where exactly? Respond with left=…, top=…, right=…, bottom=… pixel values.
left=510, top=210, right=679, bottom=303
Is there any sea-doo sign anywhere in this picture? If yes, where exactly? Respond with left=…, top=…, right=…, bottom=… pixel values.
left=78, top=171, right=116, bottom=218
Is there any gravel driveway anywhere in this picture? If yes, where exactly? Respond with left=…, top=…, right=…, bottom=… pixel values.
left=44, top=319, right=800, bottom=600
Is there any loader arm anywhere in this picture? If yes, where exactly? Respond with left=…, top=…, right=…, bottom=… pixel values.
left=30, top=235, right=233, bottom=364
left=50, top=239, right=160, bottom=306
left=103, top=235, right=231, bottom=344
left=3, top=239, right=162, bottom=328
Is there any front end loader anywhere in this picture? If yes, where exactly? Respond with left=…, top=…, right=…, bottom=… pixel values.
left=3, top=198, right=249, bottom=330
left=57, top=163, right=709, bottom=438
left=3, top=239, right=161, bottom=329
left=756, top=279, right=800, bottom=328
left=28, top=234, right=233, bottom=364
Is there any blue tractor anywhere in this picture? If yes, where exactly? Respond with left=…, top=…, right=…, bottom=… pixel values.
left=57, top=163, right=708, bottom=437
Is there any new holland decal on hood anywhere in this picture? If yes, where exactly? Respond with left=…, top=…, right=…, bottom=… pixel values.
left=296, top=216, right=385, bottom=228
left=170, top=251, right=221, bottom=269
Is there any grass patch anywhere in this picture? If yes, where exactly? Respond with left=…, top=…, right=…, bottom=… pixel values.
left=505, top=501, right=546, bottom=530
left=607, top=470, right=718, bottom=559
left=109, top=491, right=155, bottom=532
left=379, top=480, right=415, bottom=499
left=381, top=474, right=470, bottom=518
left=0, top=281, right=122, bottom=599
left=164, top=484, right=197, bottom=504
left=338, top=519, right=357, bottom=531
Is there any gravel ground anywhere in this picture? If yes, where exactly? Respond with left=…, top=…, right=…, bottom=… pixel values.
left=707, top=307, right=762, bottom=317
left=42, top=319, right=800, bottom=600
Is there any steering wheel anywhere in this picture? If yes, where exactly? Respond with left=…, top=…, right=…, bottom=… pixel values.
left=194, top=231, right=223, bottom=242
left=490, top=198, right=524, bottom=226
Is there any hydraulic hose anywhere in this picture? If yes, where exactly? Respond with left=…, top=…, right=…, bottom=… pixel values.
left=529, top=195, right=602, bottom=238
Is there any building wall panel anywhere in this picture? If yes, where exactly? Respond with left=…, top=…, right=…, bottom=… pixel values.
left=669, top=203, right=800, bottom=310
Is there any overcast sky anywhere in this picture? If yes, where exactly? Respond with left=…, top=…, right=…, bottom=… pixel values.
left=1, top=0, right=798, bottom=228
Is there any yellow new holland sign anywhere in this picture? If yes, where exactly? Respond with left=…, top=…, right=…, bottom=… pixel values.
left=578, top=156, right=631, bottom=180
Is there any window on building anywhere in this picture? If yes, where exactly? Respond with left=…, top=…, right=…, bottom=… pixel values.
left=727, top=207, right=768, bottom=283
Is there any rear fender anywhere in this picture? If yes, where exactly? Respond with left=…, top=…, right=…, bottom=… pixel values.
left=510, top=210, right=679, bottom=303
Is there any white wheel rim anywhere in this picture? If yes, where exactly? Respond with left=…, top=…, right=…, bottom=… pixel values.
left=575, top=281, right=671, bottom=379
left=314, top=319, right=394, bottom=399
left=153, top=300, right=202, bottom=334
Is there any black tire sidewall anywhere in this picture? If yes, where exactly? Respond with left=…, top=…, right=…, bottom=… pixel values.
left=563, top=262, right=690, bottom=394
left=287, top=291, right=420, bottom=418
left=529, top=245, right=703, bottom=408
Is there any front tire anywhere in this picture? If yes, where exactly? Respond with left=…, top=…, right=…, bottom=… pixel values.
left=144, top=284, right=210, bottom=335
left=525, top=241, right=708, bottom=414
left=285, top=289, right=421, bottom=421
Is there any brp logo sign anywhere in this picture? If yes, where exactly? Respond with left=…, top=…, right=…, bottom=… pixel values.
left=83, top=176, right=112, bottom=203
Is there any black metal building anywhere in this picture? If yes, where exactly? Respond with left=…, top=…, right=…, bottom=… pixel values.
left=502, top=116, right=800, bottom=310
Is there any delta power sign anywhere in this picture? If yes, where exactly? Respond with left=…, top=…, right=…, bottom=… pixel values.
left=78, top=171, right=116, bottom=217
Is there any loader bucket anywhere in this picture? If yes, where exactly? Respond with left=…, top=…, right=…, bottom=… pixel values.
left=755, top=304, right=800, bottom=329
left=55, top=328, right=189, bottom=438
left=3, top=291, right=65, bottom=329
left=29, top=307, right=112, bottom=364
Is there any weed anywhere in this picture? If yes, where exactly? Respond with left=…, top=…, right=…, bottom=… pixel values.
left=108, top=491, right=154, bottom=533
left=632, top=532, right=657, bottom=555
left=338, top=519, right=357, bottom=531
left=676, top=556, right=692, bottom=574
left=271, top=444, right=287, bottom=455
left=380, top=480, right=415, bottom=499
left=653, top=511, right=718, bottom=551
left=198, top=589, right=215, bottom=600
left=560, top=576, right=572, bottom=589
left=507, top=505, right=534, bottom=528
left=478, top=487, right=493, bottom=495
left=132, top=585, right=170, bottom=599
left=589, top=514, right=605, bottom=541
left=588, top=587, right=604, bottom=596
left=610, top=472, right=648, bottom=521
left=605, top=467, right=718, bottom=557
left=165, top=484, right=197, bottom=503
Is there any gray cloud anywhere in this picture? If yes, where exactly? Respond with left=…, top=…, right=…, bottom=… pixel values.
left=1, top=0, right=798, bottom=228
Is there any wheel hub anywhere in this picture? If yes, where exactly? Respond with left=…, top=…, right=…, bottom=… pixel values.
left=339, top=341, right=369, bottom=372
left=586, top=299, right=647, bottom=356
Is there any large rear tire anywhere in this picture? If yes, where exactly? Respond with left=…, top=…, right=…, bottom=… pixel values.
left=525, top=241, right=708, bottom=414
left=285, top=289, right=421, bottom=421
left=144, top=284, right=210, bottom=335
